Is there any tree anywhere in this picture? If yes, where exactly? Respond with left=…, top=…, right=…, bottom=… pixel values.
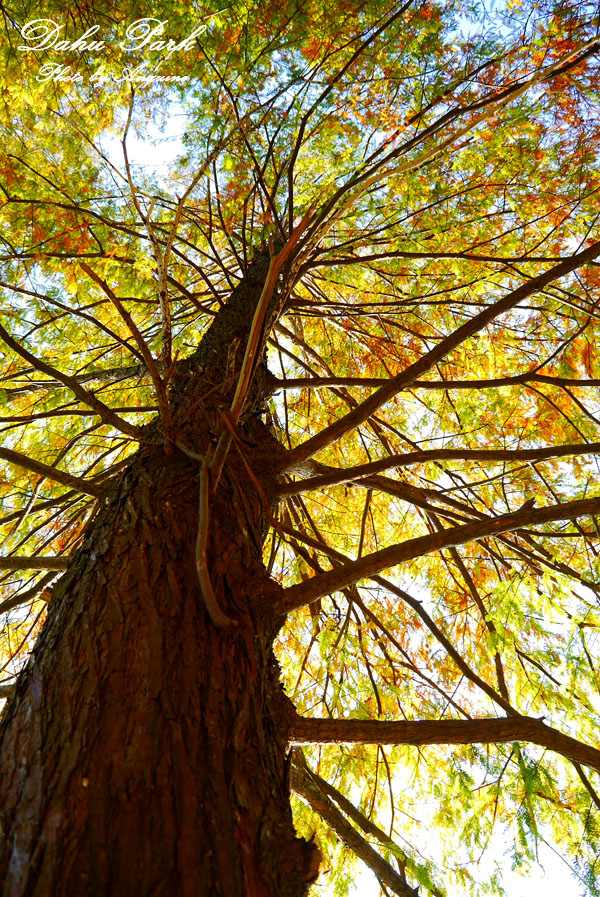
left=0, top=0, right=599, bottom=893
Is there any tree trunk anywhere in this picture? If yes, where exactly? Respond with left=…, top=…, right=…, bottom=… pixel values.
left=0, top=255, right=319, bottom=896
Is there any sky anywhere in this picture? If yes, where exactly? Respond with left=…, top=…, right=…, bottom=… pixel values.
left=349, top=842, right=581, bottom=897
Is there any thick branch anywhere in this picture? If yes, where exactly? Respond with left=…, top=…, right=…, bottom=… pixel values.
left=279, top=240, right=600, bottom=469
left=275, top=442, right=600, bottom=496
left=0, top=322, right=143, bottom=440
left=274, top=374, right=600, bottom=391
left=3, top=363, right=147, bottom=400
left=290, top=716, right=600, bottom=776
left=290, top=751, right=417, bottom=897
left=301, top=758, right=403, bottom=854
left=0, top=557, right=69, bottom=571
left=279, top=520, right=516, bottom=716
left=277, top=496, right=600, bottom=613
left=14, top=370, right=597, bottom=404
left=310, top=248, right=569, bottom=266
left=0, top=446, right=104, bottom=499
left=0, top=572, right=58, bottom=615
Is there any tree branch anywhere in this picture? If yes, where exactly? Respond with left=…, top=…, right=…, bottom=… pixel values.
left=0, top=445, right=105, bottom=499
left=0, top=322, right=143, bottom=440
left=289, top=716, right=600, bottom=777
left=310, top=248, right=570, bottom=267
left=277, top=495, right=600, bottom=614
left=290, top=749, right=418, bottom=897
left=279, top=239, right=600, bottom=470
left=0, top=557, right=69, bottom=570
left=0, top=571, right=58, bottom=615
left=79, top=262, right=173, bottom=442
left=273, top=373, right=600, bottom=392
left=275, top=442, right=600, bottom=496
left=2, top=363, right=147, bottom=401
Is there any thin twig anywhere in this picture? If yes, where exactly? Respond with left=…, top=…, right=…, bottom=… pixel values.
left=121, top=91, right=174, bottom=370
left=79, top=263, right=174, bottom=443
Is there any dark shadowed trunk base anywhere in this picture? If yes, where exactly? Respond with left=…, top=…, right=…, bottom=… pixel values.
left=0, top=440, right=318, bottom=896
left=0, top=255, right=320, bottom=896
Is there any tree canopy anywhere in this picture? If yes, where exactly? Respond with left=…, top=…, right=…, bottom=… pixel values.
left=1, top=0, right=600, bottom=894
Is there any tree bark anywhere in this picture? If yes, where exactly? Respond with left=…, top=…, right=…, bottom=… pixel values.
left=0, top=254, right=319, bottom=896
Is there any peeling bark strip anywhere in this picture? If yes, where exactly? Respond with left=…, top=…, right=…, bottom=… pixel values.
left=290, top=716, right=600, bottom=775
left=0, top=255, right=319, bottom=897
left=278, top=495, right=600, bottom=613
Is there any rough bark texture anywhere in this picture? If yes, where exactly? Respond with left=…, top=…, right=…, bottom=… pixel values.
left=0, top=253, right=319, bottom=896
